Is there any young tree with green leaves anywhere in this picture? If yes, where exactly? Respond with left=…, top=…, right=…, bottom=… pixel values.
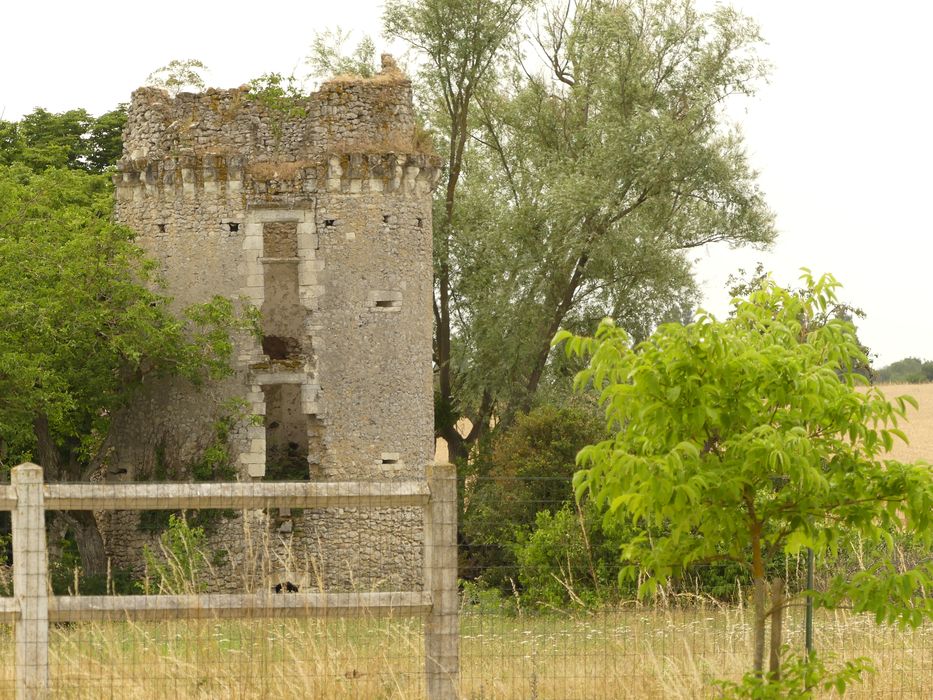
left=557, top=272, right=933, bottom=693
left=145, top=59, right=209, bottom=96
left=0, top=163, right=240, bottom=576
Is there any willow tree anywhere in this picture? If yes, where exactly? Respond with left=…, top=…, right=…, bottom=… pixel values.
left=388, top=0, right=775, bottom=461
left=559, top=272, right=933, bottom=693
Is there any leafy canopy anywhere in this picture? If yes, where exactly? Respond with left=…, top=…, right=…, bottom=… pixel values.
left=387, top=0, right=775, bottom=460
left=0, top=107, right=127, bottom=174
left=0, top=163, right=238, bottom=475
left=558, top=271, right=933, bottom=627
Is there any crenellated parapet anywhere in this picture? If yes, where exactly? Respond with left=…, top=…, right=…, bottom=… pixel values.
left=115, top=152, right=441, bottom=203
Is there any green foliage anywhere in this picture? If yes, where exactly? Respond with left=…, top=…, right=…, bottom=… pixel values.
left=388, top=0, right=775, bottom=461
left=0, top=163, right=241, bottom=475
left=142, top=514, right=211, bottom=594
left=513, top=502, right=636, bottom=607
left=305, top=27, right=377, bottom=80
left=461, top=405, right=603, bottom=589
left=189, top=399, right=248, bottom=482
left=714, top=652, right=874, bottom=699
left=875, top=356, right=933, bottom=384
left=558, top=271, right=933, bottom=683
left=459, top=578, right=517, bottom=614
left=247, top=73, right=308, bottom=118
left=0, top=161, right=246, bottom=577
left=0, top=106, right=127, bottom=174
left=145, top=59, right=209, bottom=95
left=48, top=530, right=136, bottom=596
left=138, top=400, right=249, bottom=533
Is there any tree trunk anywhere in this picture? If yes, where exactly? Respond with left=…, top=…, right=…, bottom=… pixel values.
left=752, top=574, right=767, bottom=677
left=65, top=510, right=108, bottom=580
left=769, top=577, right=785, bottom=680
left=33, top=414, right=109, bottom=580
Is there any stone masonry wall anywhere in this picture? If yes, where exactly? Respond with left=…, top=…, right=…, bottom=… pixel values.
left=105, top=57, right=441, bottom=593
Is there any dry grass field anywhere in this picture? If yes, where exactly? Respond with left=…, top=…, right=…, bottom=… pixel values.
left=872, top=383, right=933, bottom=463
left=0, top=606, right=929, bottom=699
left=0, top=597, right=925, bottom=698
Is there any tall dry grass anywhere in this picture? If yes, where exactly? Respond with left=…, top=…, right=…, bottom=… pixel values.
left=0, top=604, right=929, bottom=698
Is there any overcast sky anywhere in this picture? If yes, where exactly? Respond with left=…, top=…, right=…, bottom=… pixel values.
left=2, top=1, right=929, bottom=366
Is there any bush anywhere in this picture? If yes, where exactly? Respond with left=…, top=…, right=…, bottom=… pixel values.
left=142, top=513, right=211, bottom=594
left=513, top=502, right=636, bottom=607
left=460, top=405, right=603, bottom=589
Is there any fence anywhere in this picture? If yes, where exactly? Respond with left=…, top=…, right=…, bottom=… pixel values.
left=0, top=462, right=458, bottom=700
left=455, top=474, right=933, bottom=699
left=1, top=469, right=931, bottom=698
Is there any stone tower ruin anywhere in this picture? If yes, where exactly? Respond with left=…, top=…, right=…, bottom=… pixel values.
left=105, top=57, right=441, bottom=591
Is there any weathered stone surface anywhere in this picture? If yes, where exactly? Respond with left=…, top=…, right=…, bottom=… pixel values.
left=105, top=58, right=441, bottom=593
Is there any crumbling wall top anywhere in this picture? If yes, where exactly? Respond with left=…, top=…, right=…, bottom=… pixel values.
left=121, top=55, right=420, bottom=165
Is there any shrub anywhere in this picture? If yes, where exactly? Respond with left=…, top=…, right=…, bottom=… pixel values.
left=513, top=502, right=635, bottom=607
left=142, top=513, right=211, bottom=594
left=460, top=405, right=603, bottom=589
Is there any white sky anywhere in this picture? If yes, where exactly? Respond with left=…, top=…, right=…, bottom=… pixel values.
left=2, top=1, right=929, bottom=366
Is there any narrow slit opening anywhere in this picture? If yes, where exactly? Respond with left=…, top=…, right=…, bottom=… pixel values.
left=375, top=299, right=401, bottom=309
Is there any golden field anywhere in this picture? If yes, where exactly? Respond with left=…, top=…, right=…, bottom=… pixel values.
left=872, top=383, right=933, bottom=463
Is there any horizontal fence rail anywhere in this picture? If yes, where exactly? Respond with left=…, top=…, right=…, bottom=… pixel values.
left=0, top=592, right=434, bottom=625
left=0, top=462, right=459, bottom=700
left=0, top=480, right=431, bottom=511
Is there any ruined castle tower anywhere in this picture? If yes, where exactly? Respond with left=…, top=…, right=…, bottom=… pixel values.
left=107, top=57, right=441, bottom=591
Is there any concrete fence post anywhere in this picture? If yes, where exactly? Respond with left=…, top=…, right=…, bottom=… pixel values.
left=424, top=462, right=459, bottom=699
left=11, top=463, right=50, bottom=700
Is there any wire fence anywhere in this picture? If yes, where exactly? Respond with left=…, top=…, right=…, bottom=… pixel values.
left=455, top=475, right=933, bottom=699
left=0, top=471, right=930, bottom=698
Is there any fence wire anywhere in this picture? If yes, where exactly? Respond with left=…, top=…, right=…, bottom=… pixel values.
left=0, top=471, right=930, bottom=698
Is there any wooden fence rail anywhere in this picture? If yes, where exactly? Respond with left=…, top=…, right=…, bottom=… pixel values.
left=0, top=462, right=459, bottom=700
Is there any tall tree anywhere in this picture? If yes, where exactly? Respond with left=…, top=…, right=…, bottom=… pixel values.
left=0, top=163, right=238, bottom=575
left=0, top=106, right=127, bottom=174
left=559, top=272, right=933, bottom=691
left=388, top=0, right=775, bottom=462
left=385, top=0, right=533, bottom=459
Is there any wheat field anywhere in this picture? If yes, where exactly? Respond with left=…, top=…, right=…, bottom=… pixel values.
left=872, top=383, right=933, bottom=463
